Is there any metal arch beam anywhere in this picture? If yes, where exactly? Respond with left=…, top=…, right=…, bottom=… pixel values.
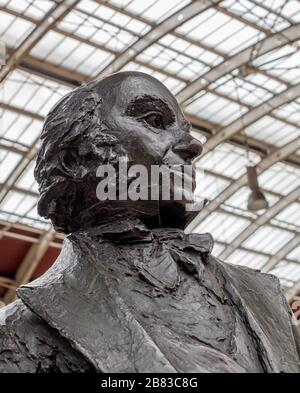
left=96, top=1, right=238, bottom=74
left=249, top=0, right=293, bottom=25
left=185, top=137, right=300, bottom=234
left=0, top=219, right=65, bottom=240
left=0, top=102, right=44, bottom=121
left=92, top=0, right=222, bottom=79
left=219, top=186, right=300, bottom=260
left=3, top=3, right=290, bottom=91
left=0, top=0, right=79, bottom=83
left=96, top=0, right=293, bottom=89
left=3, top=41, right=300, bottom=164
left=262, top=233, right=300, bottom=274
left=188, top=79, right=300, bottom=141
left=3, top=65, right=300, bottom=168
left=195, top=82, right=300, bottom=160
left=4, top=228, right=56, bottom=303
left=2, top=83, right=300, bottom=168
left=176, top=23, right=300, bottom=104
left=7, top=36, right=300, bottom=135
left=1, top=6, right=294, bottom=96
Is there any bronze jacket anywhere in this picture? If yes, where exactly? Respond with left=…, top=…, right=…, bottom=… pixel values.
left=0, top=219, right=299, bottom=373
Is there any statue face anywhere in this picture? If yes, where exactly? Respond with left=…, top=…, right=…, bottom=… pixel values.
left=99, top=72, right=202, bottom=169
left=35, top=72, right=203, bottom=232
left=95, top=72, right=203, bottom=212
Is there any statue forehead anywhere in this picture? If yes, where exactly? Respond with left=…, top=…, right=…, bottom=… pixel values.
left=95, top=72, right=180, bottom=112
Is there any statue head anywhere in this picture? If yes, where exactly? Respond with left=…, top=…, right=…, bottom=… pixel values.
left=34, top=72, right=203, bottom=233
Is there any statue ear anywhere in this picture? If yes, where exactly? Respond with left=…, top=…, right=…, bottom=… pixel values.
left=59, top=148, right=88, bottom=181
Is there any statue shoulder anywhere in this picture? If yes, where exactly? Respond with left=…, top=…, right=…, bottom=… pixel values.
left=0, top=299, right=94, bottom=373
left=211, top=255, right=295, bottom=332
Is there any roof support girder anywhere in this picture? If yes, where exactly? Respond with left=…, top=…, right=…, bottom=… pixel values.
left=262, top=233, right=300, bottom=274
left=0, top=0, right=79, bottom=83
left=4, top=229, right=56, bottom=303
left=93, top=0, right=222, bottom=78
left=177, top=23, right=300, bottom=104
left=219, top=186, right=300, bottom=259
left=194, top=83, right=300, bottom=163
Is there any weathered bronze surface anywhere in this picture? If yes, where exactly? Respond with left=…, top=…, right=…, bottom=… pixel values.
left=0, top=72, right=299, bottom=373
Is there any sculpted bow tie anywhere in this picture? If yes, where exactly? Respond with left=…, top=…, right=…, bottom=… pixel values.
left=86, top=219, right=214, bottom=292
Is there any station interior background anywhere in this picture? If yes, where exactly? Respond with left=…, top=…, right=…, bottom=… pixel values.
left=0, top=0, right=299, bottom=324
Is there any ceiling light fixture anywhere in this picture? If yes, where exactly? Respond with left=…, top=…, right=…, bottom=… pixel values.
left=247, top=166, right=269, bottom=211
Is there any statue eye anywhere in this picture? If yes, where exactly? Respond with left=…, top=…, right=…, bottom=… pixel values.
left=143, top=113, right=165, bottom=129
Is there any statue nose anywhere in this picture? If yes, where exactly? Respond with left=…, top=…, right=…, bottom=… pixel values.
left=172, top=139, right=203, bottom=161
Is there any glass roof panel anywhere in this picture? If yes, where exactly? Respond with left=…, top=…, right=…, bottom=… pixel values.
left=273, top=101, right=300, bottom=124
left=0, top=151, right=22, bottom=183
left=212, top=76, right=273, bottom=107
left=0, top=109, right=42, bottom=146
left=242, top=225, right=294, bottom=254
left=244, top=116, right=300, bottom=147
left=177, top=7, right=264, bottom=55
left=15, top=161, right=37, bottom=192
left=1, top=191, right=37, bottom=216
left=136, top=43, right=209, bottom=81
left=30, top=30, right=115, bottom=76
left=197, top=143, right=260, bottom=180
left=245, top=73, right=286, bottom=94
left=119, top=0, right=191, bottom=22
left=160, top=34, right=224, bottom=67
left=220, top=0, right=290, bottom=31
left=287, top=245, right=300, bottom=261
left=195, top=211, right=250, bottom=243
left=194, top=172, right=230, bottom=202
left=254, top=44, right=300, bottom=84
left=259, top=163, right=300, bottom=196
left=280, top=0, right=300, bottom=22
left=3, top=0, right=54, bottom=20
left=0, top=10, right=35, bottom=48
left=228, top=249, right=268, bottom=270
left=275, top=202, right=300, bottom=227
left=1, top=69, right=71, bottom=117
left=270, top=261, right=300, bottom=283
left=186, top=91, right=248, bottom=126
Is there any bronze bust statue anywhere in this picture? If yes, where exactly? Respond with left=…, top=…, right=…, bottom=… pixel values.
left=0, top=72, right=299, bottom=373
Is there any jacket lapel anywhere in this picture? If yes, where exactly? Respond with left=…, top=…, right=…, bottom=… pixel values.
left=17, top=237, right=177, bottom=373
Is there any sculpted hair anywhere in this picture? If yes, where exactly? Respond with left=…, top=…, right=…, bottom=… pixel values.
left=34, top=83, right=119, bottom=233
